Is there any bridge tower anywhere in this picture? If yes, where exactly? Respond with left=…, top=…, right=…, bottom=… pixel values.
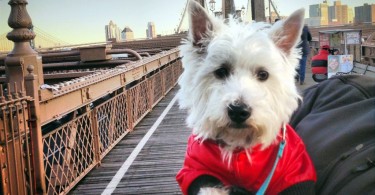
left=221, top=0, right=265, bottom=22
left=176, top=0, right=267, bottom=33
left=252, top=0, right=266, bottom=22
left=221, top=0, right=236, bottom=19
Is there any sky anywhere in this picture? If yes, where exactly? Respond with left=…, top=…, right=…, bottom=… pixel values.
left=0, top=0, right=373, bottom=45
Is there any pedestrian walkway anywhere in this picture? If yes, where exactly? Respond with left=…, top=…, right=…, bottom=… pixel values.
left=70, top=88, right=188, bottom=194
left=298, top=65, right=317, bottom=91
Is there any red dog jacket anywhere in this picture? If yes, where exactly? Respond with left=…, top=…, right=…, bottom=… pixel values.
left=176, top=124, right=316, bottom=195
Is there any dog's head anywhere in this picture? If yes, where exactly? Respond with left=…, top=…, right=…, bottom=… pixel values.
left=178, top=0, right=304, bottom=153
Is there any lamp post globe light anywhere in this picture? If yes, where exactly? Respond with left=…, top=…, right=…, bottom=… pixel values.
left=209, top=0, right=216, bottom=13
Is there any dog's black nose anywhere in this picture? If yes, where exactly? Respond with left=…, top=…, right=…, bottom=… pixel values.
left=227, top=103, right=251, bottom=124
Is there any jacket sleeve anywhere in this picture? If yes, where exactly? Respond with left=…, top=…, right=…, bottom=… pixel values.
left=176, top=165, right=213, bottom=195
left=307, top=30, right=312, bottom=42
left=176, top=136, right=224, bottom=195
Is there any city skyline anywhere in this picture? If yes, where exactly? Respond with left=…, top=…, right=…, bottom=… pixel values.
left=306, top=0, right=371, bottom=26
left=0, top=0, right=372, bottom=45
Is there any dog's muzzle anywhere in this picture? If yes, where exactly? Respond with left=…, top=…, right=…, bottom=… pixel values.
left=227, top=103, right=251, bottom=127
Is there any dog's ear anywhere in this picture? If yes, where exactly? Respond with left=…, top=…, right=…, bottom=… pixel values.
left=271, top=9, right=305, bottom=55
left=188, top=0, right=214, bottom=46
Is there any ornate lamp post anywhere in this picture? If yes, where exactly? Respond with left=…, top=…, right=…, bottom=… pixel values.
left=209, top=0, right=216, bottom=13
left=5, top=0, right=44, bottom=90
left=6, top=0, right=36, bottom=90
left=5, top=0, right=46, bottom=194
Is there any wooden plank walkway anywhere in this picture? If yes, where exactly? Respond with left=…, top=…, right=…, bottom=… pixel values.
left=70, top=87, right=189, bottom=194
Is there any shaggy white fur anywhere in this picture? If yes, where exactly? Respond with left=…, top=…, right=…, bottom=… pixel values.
left=197, top=187, right=228, bottom=195
left=178, top=0, right=304, bottom=159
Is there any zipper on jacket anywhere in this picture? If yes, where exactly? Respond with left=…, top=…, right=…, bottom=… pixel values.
left=317, top=142, right=374, bottom=193
left=316, top=144, right=363, bottom=191
left=325, top=142, right=375, bottom=194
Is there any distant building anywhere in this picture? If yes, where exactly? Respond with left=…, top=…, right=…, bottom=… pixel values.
left=329, top=0, right=349, bottom=25
left=308, top=0, right=358, bottom=26
left=348, top=7, right=354, bottom=23
left=147, top=22, right=156, bottom=39
left=354, top=3, right=375, bottom=23
left=310, top=4, right=320, bottom=17
left=309, top=1, right=329, bottom=26
left=321, top=2, right=329, bottom=25
left=121, top=26, right=134, bottom=41
left=105, top=20, right=121, bottom=42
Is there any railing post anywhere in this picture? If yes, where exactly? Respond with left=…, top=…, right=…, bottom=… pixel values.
left=126, top=91, right=134, bottom=130
left=148, top=77, right=155, bottom=108
left=25, top=65, right=46, bottom=194
left=5, top=0, right=46, bottom=193
left=91, top=108, right=102, bottom=165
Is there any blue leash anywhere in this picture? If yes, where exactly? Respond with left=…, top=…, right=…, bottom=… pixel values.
left=256, top=125, right=287, bottom=195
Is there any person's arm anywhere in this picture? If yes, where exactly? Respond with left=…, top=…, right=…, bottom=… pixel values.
left=307, top=28, right=312, bottom=42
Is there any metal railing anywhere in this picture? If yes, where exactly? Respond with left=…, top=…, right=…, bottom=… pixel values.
left=0, top=58, right=182, bottom=195
left=0, top=84, right=34, bottom=194
left=2, top=1, right=185, bottom=194
left=41, top=60, right=182, bottom=195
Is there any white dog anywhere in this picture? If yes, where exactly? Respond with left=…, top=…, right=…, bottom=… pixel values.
left=176, top=1, right=316, bottom=195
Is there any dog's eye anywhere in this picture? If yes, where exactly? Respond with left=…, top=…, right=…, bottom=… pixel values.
left=257, top=70, right=269, bottom=81
left=214, top=67, right=230, bottom=79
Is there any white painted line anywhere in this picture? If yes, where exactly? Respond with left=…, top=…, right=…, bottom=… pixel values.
left=102, top=94, right=178, bottom=195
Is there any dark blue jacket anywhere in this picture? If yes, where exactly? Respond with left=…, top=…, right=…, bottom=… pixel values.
left=298, top=26, right=312, bottom=56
